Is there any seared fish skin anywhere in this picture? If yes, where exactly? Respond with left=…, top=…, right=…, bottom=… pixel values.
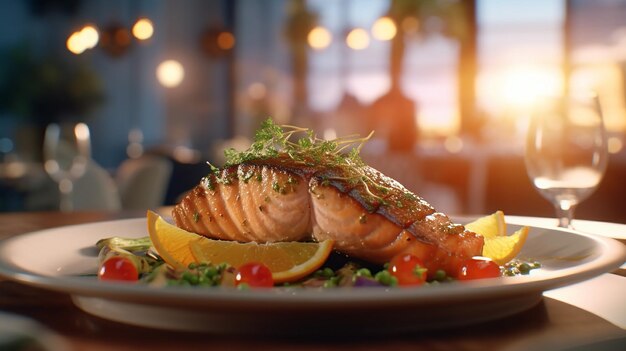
left=172, top=154, right=483, bottom=274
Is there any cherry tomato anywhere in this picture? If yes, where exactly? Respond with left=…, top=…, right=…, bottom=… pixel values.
left=456, top=258, right=501, bottom=280
left=98, top=256, right=139, bottom=281
left=389, top=254, right=427, bottom=286
left=235, top=262, right=274, bottom=288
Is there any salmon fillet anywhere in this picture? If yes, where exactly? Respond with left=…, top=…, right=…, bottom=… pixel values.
left=172, top=153, right=483, bottom=275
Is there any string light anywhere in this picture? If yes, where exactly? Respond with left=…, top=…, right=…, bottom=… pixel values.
left=132, top=18, right=154, bottom=40
left=80, top=25, right=99, bottom=49
left=372, top=17, right=396, bottom=41
left=308, top=26, right=332, bottom=50
left=67, top=17, right=155, bottom=55
left=157, top=60, right=185, bottom=88
left=66, top=25, right=99, bottom=55
left=346, top=28, right=370, bottom=50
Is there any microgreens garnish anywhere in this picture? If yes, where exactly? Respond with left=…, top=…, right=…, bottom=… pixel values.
left=207, top=118, right=392, bottom=203
left=222, top=119, right=372, bottom=168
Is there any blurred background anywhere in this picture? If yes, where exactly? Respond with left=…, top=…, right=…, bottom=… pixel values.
left=0, top=0, right=625, bottom=223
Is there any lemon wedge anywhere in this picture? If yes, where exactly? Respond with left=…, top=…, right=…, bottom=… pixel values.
left=465, top=210, right=507, bottom=239
left=190, top=237, right=334, bottom=283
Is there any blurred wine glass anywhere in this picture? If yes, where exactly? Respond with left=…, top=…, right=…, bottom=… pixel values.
left=43, top=122, right=91, bottom=212
left=525, top=92, right=608, bottom=229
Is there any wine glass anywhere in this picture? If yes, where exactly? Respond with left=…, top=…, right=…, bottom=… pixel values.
left=525, top=92, right=608, bottom=228
left=43, top=122, right=91, bottom=212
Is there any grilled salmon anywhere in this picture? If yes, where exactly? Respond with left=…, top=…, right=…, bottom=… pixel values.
left=172, top=153, right=483, bottom=275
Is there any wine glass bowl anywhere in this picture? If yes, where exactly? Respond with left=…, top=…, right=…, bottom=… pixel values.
left=525, top=93, right=608, bottom=228
left=43, top=122, right=91, bottom=211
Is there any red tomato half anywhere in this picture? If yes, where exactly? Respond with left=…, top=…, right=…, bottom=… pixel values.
left=98, top=256, right=139, bottom=281
left=456, top=258, right=501, bottom=280
left=389, top=254, right=428, bottom=286
left=235, top=262, right=274, bottom=288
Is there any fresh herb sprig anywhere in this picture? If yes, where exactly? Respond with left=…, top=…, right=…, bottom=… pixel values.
left=209, top=118, right=393, bottom=203
left=221, top=119, right=373, bottom=169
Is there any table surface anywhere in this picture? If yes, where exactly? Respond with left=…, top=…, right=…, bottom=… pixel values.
left=1, top=211, right=625, bottom=351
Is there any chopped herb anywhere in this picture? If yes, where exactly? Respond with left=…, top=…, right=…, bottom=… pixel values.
left=272, top=181, right=281, bottom=193
left=201, top=176, right=215, bottom=191
left=193, top=212, right=200, bottom=223
left=239, top=168, right=255, bottom=183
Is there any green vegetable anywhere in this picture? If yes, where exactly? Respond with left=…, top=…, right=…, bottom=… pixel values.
left=96, top=236, right=156, bottom=275
left=96, top=236, right=151, bottom=251
left=374, top=270, right=398, bottom=286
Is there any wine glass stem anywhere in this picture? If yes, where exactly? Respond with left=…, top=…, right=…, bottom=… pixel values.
left=58, top=178, right=74, bottom=212
left=555, top=201, right=576, bottom=229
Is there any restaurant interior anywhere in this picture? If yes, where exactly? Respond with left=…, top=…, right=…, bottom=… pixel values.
left=0, top=0, right=625, bottom=225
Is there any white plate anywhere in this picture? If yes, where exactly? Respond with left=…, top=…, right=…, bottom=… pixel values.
left=0, top=217, right=624, bottom=335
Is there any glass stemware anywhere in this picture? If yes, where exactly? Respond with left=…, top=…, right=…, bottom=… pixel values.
left=524, top=92, right=608, bottom=228
left=43, top=122, right=91, bottom=212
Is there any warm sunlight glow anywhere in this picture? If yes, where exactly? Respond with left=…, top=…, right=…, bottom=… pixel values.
left=308, top=26, right=332, bottom=50
left=372, top=17, right=397, bottom=41
left=157, top=60, right=185, bottom=88
left=571, top=64, right=626, bottom=132
left=478, top=66, right=563, bottom=111
left=346, top=28, right=370, bottom=50
left=132, top=18, right=154, bottom=40
left=217, top=31, right=236, bottom=50
left=500, top=67, right=562, bottom=107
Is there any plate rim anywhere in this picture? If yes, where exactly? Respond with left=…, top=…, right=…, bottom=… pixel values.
left=0, top=216, right=624, bottom=310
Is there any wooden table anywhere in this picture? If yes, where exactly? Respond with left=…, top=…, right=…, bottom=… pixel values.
left=1, top=211, right=625, bottom=351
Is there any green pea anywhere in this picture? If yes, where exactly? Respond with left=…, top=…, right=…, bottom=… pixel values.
left=434, top=269, right=447, bottom=281
left=374, top=270, right=397, bottom=286
left=356, top=268, right=372, bottom=278
left=323, top=280, right=336, bottom=288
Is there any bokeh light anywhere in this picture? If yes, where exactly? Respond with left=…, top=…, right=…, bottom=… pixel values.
left=247, top=82, right=267, bottom=100
left=67, top=32, right=85, bottom=54
left=80, top=25, right=99, bottom=49
left=402, top=16, right=420, bottom=35
left=217, top=31, right=235, bottom=50
left=132, top=18, right=154, bottom=40
left=308, top=26, right=332, bottom=50
left=346, top=28, right=370, bottom=50
left=66, top=25, right=99, bottom=55
left=608, top=136, right=623, bottom=154
left=156, top=60, right=185, bottom=88
left=372, top=17, right=396, bottom=41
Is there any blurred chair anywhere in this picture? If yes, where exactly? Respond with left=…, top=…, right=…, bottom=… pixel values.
left=72, top=160, right=122, bottom=211
left=115, top=155, right=173, bottom=210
